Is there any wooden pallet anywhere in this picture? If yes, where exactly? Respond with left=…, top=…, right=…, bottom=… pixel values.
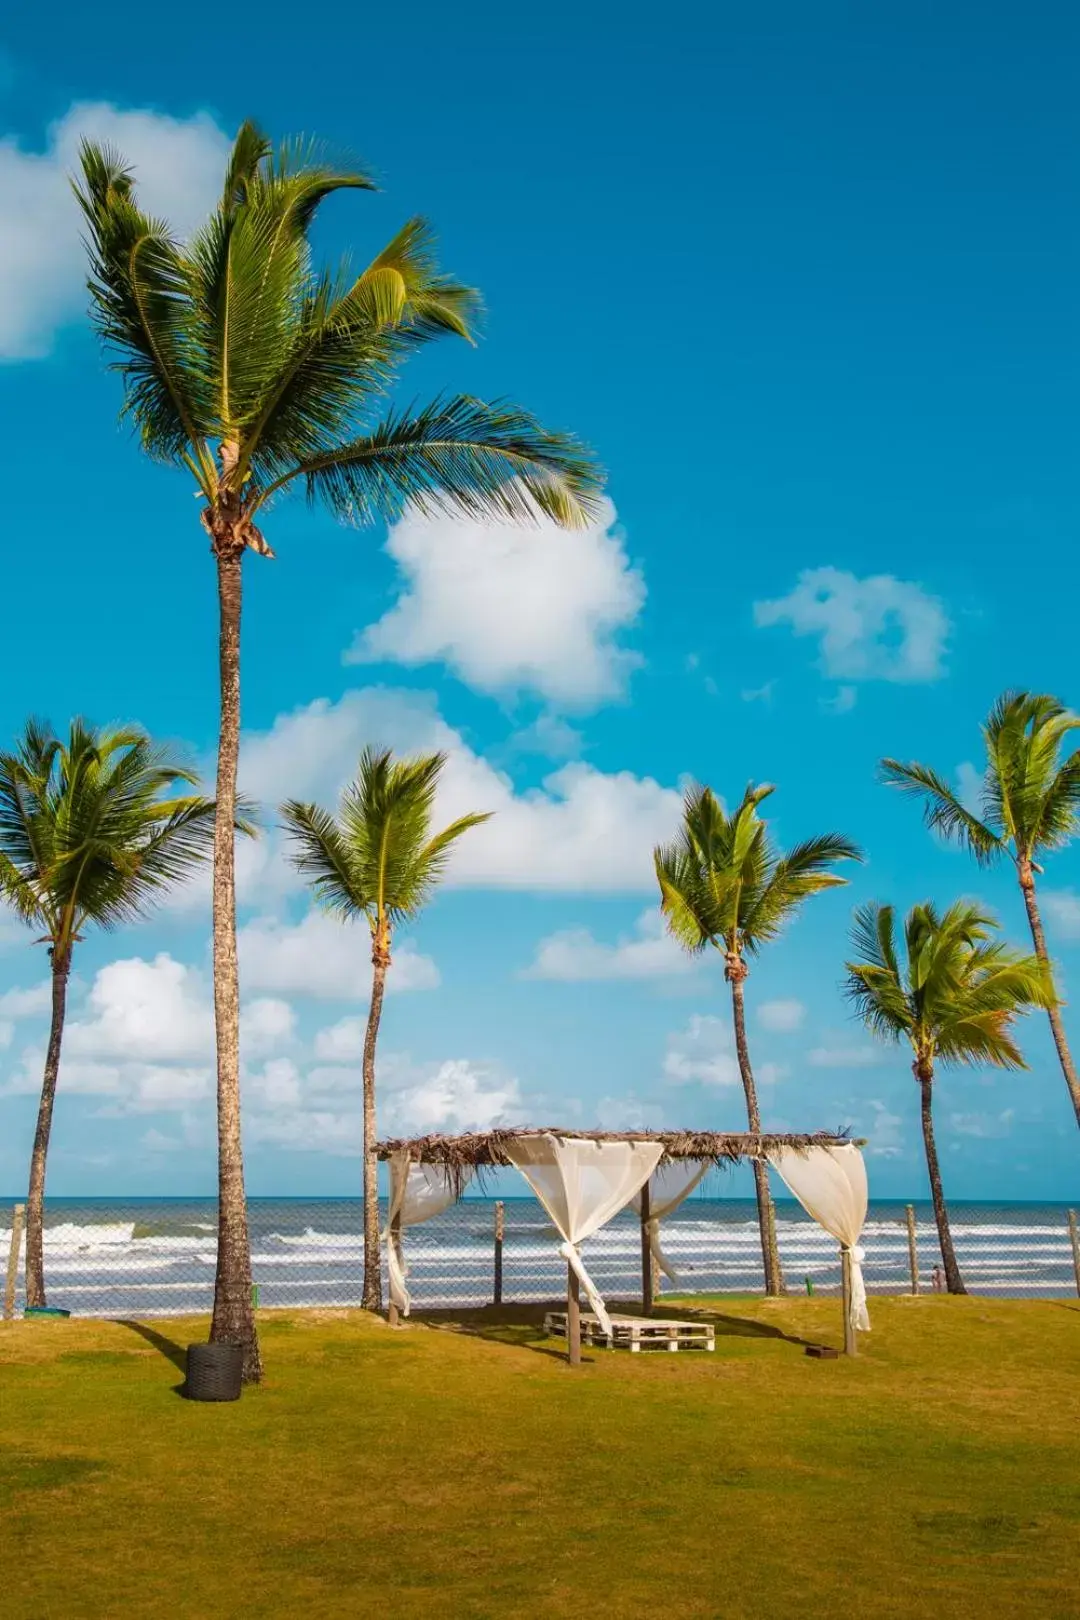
left=543, top=1311, right=715, bottom=1352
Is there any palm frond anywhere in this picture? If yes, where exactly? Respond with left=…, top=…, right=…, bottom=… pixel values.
left=880, top=757, right=1002, bottom=865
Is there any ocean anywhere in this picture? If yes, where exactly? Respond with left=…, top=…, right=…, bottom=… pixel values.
left=4, top=1195, right=1078, bottom=1316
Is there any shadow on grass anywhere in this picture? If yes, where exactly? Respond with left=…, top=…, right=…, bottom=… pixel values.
left=114, top=1320, right=188, bottom=1376
left=412, top=1299, right=826, bottom=1359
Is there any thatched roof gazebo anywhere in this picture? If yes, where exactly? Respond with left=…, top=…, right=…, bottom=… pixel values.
left=376, top=1127, right=869, bottom=1363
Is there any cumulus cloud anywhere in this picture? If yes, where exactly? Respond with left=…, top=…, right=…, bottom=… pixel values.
left=756, top=999, right=806, bottom=1033
left=0, top=101, right=229, bottom=358
left=754, top=566, right=949, bottom=684
left=523, top=909, right=694, bottom=981
left=0, top=981, right=51, bottom=1018
left=231, top=687, right=682, bottom=897
left=65, top=954, right=211, bottom=1063
left=238, top=909, right=439, bottom=1000
left=346, top=498, right=644, bottom=707
left=866, top=1100, right=904, bottom=1158
left=663, top=1014, right=785, bottom=1089
left=807, top=1044, right=881, bottom=1069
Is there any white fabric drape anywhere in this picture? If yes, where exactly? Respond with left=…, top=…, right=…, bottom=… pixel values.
left=385, top=1149, right=468, bottom=1317
left=630, top=1159, right=710, bottom=1285
left=766, top=1143, right=870, bottom=1332
left=504, top=1134, right=664, bottom=1337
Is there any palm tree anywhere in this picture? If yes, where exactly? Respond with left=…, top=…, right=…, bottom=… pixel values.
left=0, top=719, right=216, bottom=1308
left=654, top=783, right=861, bottom=1294
left=75, top=126, right=599, bottom=1379
left=882, top=691, right=1080, bottom=1132
left=845, top=900, right=1053, bottom=1294
left=281, top=748, right=490, bottom=1309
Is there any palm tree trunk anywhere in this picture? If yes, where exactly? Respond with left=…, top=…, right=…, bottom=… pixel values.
left=362, top=941, right=389, bottom=1310
left=208, top=547, right=261, bottom=1383
left=1018, top=866, right=1080, bottom=1130
left=918, top=1071, right=965, bottom=1295
left=728, top=969, right=784, bottom=1296
left=24, top=950, right=71, bottom=1309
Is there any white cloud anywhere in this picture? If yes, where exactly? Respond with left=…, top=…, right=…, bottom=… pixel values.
left=524, top=909, right=694, bottom=982
left=0, top=981, right=51, bottom=1018
left=66, top=954, right=211, bottom=1063
left=950, top=1107, right=1016, bottom=1140
left=956, top=761, right=984, bottom=815
left=754, top=566, right=949, bottom=684
left=242, top=998, right=297, bottom=1055
left=346, top=497, right=645, bottom=707
left=663, top=1014, right=785, bottom=1090
left=757, top=999, right=805, bottom=1033
left=238, top=909, right=439, bottom=1000
left=867, top=1100, right=903, bottom=1158
left=379, top=1059, right=525, bottom=1135
left=231, top=688, right=683, bottom=897
left=741, top=680, right=776, bottom=705
left=509, top=713, right=584, bottom=760
left=821, top=685, right=858, bottom=715
left=1041, top=890, right=1080, bottom=942
left=807, top=1045, right=881, bottom=1068
left=0, top=101, right=229, bottom=358
left=313, top=1016, right=367, bottom=1063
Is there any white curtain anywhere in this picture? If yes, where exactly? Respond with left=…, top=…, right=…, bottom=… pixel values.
left=504, top=1134, right=664, bottom=1337
left=630, top=1159, right=711, bottom=1286
left=385, top=1149, right=468, bottom=1317
left=766, top=1143, right=870, bottom=1332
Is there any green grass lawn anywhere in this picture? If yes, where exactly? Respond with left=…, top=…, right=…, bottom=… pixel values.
left=2, top=1297, right=1079, bottom=1619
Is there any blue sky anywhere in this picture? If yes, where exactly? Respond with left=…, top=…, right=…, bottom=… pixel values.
left=0, top=3, right=1078, bottom=1201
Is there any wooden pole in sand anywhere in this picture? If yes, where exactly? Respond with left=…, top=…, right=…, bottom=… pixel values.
left=566, top=1262, right=581, bottom=1366
left=840, top=1246, right=856, bottom=1357
left=905, top=1203, right=920, bottom=1295
left=493, top=1200, right=504, bottom=1306
left=4, top=1204, right=25, bottom=1321
left=640, top=1178, right=653, bottom=1317
left=1068, top=1210, right=1080, bottom=1300
left=387, top=1210, right=402, bottom=1328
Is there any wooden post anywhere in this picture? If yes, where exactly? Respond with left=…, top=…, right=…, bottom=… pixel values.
left=493, top=1200, right=504, bottom=1306
left=387, top=1210, right=402, bottom=1328
left=4, top=1204, right=25, bottom=1322
left=840, top=1246, right=857, bottom=1357
left=905, top=1203, right=920, bottom=1296
left=639, top=1178, right=653, bottom=1317
left=1068, top=1209, right=1080, bottom=1300
left=566, top=1261, right=581, bottom=1366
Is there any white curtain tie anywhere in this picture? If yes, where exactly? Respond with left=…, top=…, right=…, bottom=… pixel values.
left=843, top=1243, right=870, bottom=1334
left=646, top=1217, right=681, bottom=1285
left=558, top=1240, right=613, bottom=1338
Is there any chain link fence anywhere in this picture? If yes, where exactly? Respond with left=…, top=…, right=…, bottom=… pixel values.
left=5, top=1195, right=1080, bottom=1319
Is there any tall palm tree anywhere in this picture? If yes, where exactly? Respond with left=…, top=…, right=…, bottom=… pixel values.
left=655, top=783, right=861, bottom=1294
left=281, top=748, right=490, bottom=1309
left=75, top=125, right=599, bottom=1379
left=882, top=691, right=1080, bottom=1131
left=845, top=900, right=1053, bottom=1294
left=0, top=719, right=216, bottom=1308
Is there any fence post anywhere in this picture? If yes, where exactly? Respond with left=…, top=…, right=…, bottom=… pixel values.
left=1068, top=1209, right=1080, bottom=1300
left=493, top=1200, right=504, bottom=1306
left=905, top=1203, right=919, bottom=1295
left=4, top=1204, right=25, bottom=1321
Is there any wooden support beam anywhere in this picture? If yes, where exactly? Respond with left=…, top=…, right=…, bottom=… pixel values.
left=639, top=1178, right=653, bottom=1318
left=388, top=1210, right=402, bottom=1327
left=1068, top=1209, right=1080, bottom=1300
left=841, top=1246, right=856, bottom=1358
left=566, top=1262, right=581, bottom=1366
left=493, top=1200, right=504, bottom=1306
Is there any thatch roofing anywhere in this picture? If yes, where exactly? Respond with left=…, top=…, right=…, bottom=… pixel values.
left=376, top=1127, right=855, bottom=1178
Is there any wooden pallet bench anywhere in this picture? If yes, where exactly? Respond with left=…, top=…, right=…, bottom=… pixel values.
left=543, top=1311, right=715, bottom=1352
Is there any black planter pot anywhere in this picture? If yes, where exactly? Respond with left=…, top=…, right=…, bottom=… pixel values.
left=184, top=1342, right=243, bottom=1401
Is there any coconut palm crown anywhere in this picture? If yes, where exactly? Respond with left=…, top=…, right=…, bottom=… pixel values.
left=655, top=782, right=861, bottom=1295
left=881, top=690, right=1080, bottom=1129
left=0, top=718, right=217, bottom=1308
left=282, top=747, right=491, bottom=1310
left=845, top=900, right=1053, bottom=1293
left=74, top=122, right=600, bottom=1379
